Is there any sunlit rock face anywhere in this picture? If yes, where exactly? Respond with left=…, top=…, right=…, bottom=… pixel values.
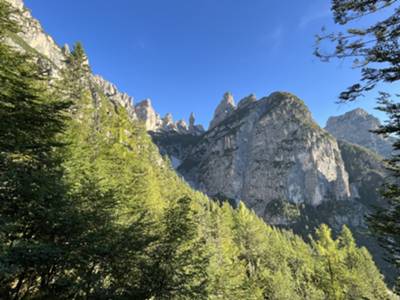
left=92, top=75, right=137, bottom=120
left=325, top=108, right=393, bottom=157
left=6, top=0, right=65, bottom=68
left=135, top=99, right=162, bottom=131
left=178, top=92, right=351, bottom=222
left=209, top=92, right=236, bottom=129
left=5, top=0, right=140, bottom=121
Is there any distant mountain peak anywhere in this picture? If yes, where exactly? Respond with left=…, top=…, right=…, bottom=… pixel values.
left=348, top=108, right=369, bottom=116
left=325, top=108, right=392, bottom=157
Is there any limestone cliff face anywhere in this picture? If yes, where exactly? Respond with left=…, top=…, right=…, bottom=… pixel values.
left=179, top=92, right=351, bottom=222
left=209, top=92, right=236, bottom=129
left=325, top=108, right=393, bottom=157
left=92, top=75, right=137, bottom=120
left=6, top=0, right=65, bottom=68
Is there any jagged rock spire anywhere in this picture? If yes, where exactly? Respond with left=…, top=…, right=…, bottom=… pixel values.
left=176, top=119, right=189, bottom=133
left=209, top=92, right=236, bottom=129
left=135, top=99, right=162, bottom=131
left=189, top=112, right=196, bottom=128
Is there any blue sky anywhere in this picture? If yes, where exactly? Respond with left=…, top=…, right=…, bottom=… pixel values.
left=25, top=0, right=398, bottom=128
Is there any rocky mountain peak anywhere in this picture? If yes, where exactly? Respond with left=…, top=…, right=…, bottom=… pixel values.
left=325, top=108, right=392, bottom=157
left=351, top=108, right=369, bottom=117
left=163, top=113, right=174, bottom=124
left=327, top=108, right=380, bottom=129
left=189, top=112, right=196, bottom=127
left=176, top=119, right=189, bottom=132
left=161, top=113, right=176, bottom=131
left=135, top=99, right=162, bottom=131
left=175, top=91, right=350, bottom=221
left=209, top=92, right=236, bottom=129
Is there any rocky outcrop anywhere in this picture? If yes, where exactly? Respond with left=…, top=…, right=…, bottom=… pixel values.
left=325, top=108, right=393, bottom=157
left=209, top=92, right=236, bottom=129
left=189, top=113, right=205, bottom=136
left=5, top=0, right=142, bottom=122
left=178, top=92, right=351, bottom=223
left=134, top=99, right=204, bottom=134
left=92, top=75, right=137, bottom=120
left=135, top=99, right=162, bottom=130
left=6, top=0, right=65, bottom=70
left=237, top=94, right=257, bottom=109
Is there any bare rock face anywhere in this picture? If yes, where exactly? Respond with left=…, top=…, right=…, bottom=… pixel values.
left=188, top=113, right=205, bottom=136
left=92, top=75, right=137, bottom=120
left=135, top=99, right=162, bottom=130
left=209, top=92, right=236, bottom=129
left=161, top=113, right=176, bottom=131
left=179, top=92, right=351, bottom=223
left=6, top=0, right=139, bottom=122
left=237, top=94, right=257, bottom=109
left=325, top=108, right=393, bottom=157
left=6, top=0, right=66, bottom=69
left=176, top=120, right=189, bottom=133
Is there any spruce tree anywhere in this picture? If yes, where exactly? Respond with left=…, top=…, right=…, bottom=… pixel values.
left=0, top=1, right=76, bottom=298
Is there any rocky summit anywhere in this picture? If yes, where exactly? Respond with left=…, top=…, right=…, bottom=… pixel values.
left=180, top=92, right=351, bottom=215
left=325, top=108, right=393, bottom=157
left=152, top=94, right=388, bottom=229
left=151, top=91, right=395, bottom=278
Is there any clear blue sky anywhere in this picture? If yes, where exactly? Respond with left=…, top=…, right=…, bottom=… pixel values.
left=25, top=0, right=398, bottom=128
